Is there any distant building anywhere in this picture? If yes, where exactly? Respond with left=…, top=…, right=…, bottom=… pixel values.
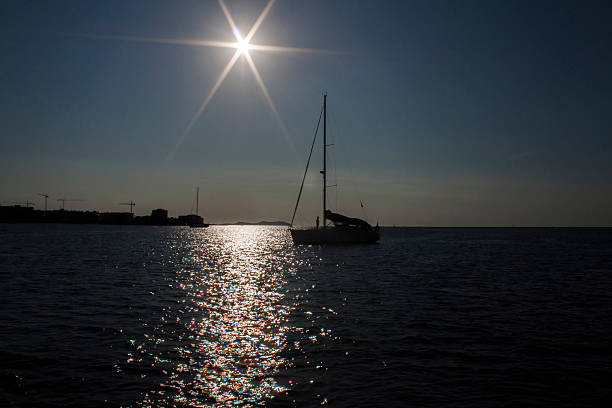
left=151, top=208, right=168, bottom=221
left=0, top=205, right=35, bottom=222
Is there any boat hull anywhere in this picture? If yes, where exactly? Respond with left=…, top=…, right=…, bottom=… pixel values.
left=290, top=227, right=379, bottom=245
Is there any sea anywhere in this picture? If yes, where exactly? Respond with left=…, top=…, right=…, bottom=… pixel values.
left=1, top=224, right=611, bottom=407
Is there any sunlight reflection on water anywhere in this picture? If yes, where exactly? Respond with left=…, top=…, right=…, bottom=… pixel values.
left=141, top=226, right=297, bottom=407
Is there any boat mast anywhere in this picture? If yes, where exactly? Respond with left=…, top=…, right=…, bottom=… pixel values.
left=322, top=93, right=327, bottom=228
left=196, top=186, right=199, bottom=215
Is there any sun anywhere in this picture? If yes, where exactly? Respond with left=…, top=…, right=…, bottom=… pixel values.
left=232, top=27, right=250, bottom=56
left=236, top=37, right=250, bottom=55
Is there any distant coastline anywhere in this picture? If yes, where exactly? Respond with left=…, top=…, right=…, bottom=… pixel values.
left=217, top=221, right=289, bottom=226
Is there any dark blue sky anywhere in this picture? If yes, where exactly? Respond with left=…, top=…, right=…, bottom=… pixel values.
left=1, top=0, right=611, bottom=225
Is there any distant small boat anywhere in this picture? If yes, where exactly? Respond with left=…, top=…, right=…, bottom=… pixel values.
left=289, top=94, right=379, bottom=245
left=187, top=187, right=209, bottom=228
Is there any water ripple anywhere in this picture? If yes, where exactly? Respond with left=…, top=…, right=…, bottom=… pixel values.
left=2, top=225, right=612, bottom=407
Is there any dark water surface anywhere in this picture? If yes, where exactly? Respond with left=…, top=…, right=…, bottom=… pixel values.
left=1, top=225, right=611, bottom=407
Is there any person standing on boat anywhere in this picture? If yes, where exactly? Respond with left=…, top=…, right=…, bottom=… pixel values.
left=316, top=216, right=319, bottom=229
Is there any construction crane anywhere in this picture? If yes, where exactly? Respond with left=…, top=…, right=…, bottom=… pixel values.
left=37, top=193, right=49, bottom=214
left=56, top=198, right=85, bottom=210
left=119, top=201, right=136, bottom=214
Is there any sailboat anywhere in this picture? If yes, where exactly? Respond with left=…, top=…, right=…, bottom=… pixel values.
left=187, top=187, right=209, bottom=228
left=289, top=94, right=380, bottom=245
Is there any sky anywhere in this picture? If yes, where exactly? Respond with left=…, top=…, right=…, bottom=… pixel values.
left=1, top=0, right=611, bottom=226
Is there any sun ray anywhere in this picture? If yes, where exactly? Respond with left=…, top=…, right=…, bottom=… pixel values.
left=243, top=52, right=294, bottom=152
left=70, top=33, right=365, bottom=57
left=166, top=49, right=242, bottom=161
left=72, top=32, right=235, bottom=49
left=248, top=43, right=366, bottom=56
left=245, top=0, right=276, bottom=43
left=218, top=0, right=239, bottom=35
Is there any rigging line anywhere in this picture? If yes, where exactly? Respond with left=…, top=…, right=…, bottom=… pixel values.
left=328, top=107, right=338, bottom=211
left=290, top=104, right=324, bottom=227
left=333, top=143, right=338, bottom=212
left=191, top=187, right=197, bottom=214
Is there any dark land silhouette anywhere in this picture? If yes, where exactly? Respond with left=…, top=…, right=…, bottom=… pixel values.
left=0, top=205, right=289, bottom=226
left=0, top=205, right=198, bottom=226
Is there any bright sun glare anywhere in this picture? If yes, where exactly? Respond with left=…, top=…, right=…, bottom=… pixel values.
left=232, top=26, right=250, bottom=56
left=236, top=37, right=250, bottom=55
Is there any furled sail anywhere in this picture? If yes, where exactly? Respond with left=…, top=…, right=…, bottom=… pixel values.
left=324, top=210, right=372, bottom=230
